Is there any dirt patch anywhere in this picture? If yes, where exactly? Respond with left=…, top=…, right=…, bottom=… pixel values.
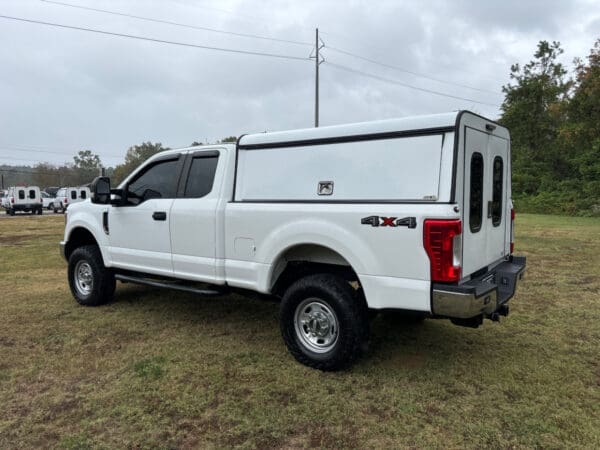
left=45, top=397, right=81, bottom=420
left=0, top=233, right=55, bottom=246
left=0, top=336, right=16, bottom=347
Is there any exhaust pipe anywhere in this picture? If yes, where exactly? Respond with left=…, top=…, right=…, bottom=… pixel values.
left=498, top=304, right=509, bottom=317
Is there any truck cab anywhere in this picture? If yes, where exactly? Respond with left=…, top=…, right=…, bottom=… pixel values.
left=60, top=111, right=526, bottom=370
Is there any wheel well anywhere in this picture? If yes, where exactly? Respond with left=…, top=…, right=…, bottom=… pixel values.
left=270, top=244, right=359, bottom=297
left=65, top=227, right=98, bottom=260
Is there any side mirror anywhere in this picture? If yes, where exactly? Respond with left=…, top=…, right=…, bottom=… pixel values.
left=91, top=176, right=111, bottom=204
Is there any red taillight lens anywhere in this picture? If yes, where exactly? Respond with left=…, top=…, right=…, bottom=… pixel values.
left=510, top=208, right=515, bottom=254
left=424, top=219, right=462, bottom=283
left=64, top=197, right=68, bottom=203
left=10, top=197, right=14, bottom=204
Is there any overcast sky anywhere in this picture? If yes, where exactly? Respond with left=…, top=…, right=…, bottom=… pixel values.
left=1, top=0, right=599, bottom=167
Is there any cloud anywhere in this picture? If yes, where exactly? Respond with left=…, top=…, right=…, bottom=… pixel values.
left=0, top=0, right=598, bottom=167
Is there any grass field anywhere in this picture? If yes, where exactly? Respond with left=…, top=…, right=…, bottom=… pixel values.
left=0, top=214, right=599, bottom=449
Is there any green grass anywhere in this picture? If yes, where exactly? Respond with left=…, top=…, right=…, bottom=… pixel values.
left=0, top=214, right=599, bottom=449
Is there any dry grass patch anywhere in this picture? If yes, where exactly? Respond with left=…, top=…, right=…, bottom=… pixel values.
left=0, top=214, right=599, bottom=448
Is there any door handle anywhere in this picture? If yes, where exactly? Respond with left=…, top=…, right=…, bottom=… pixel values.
left=487, top=201, right=493, bottom=218
left=152, top=211, right=167, bottom=221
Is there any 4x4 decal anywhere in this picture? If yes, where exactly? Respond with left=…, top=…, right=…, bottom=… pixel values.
left=361, top=216, right=417, bottom=228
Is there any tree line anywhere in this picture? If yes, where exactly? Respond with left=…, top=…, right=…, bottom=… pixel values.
left=2, top=39, right=598, bottom=215
left=0, top=137, right=237, bottom=190
left=500, top=39, right=600, bottom=216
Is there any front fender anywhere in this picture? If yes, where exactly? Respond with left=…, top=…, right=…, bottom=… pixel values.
left=63, top=206, right=111, bottom=266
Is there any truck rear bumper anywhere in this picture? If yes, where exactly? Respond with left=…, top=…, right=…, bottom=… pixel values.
left=431, top=256, right=526, bottom=319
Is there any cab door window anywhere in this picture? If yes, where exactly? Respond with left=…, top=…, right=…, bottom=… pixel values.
left=127, top=158, right=180, bottom=205
left=184, top=155, right=219, bottom=198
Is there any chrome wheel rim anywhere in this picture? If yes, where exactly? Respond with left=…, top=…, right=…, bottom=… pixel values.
left=74, top=260, right=93, bottom=296
left=294, top=298, right=339, bottom=353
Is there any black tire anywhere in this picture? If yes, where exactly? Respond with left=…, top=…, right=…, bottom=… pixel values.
left=53, top=206, right=58, bottom=213
left=280, top=273, right=369, bottom=371
left=9, top=208, right=15, bottom=216
left=68, top=245, right=115, bottom=306
left=37, top=207, right=43, bottom=215
left=48, top=203, right=53, bottom=210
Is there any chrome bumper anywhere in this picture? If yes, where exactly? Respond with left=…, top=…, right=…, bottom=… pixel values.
left=432, top=256, right=526, bottom=319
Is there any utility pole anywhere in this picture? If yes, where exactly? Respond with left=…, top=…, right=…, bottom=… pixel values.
left=311, top=28, right=324, bottom=127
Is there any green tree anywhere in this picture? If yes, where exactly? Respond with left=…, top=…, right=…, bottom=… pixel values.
left=500, top=41, right=572, bottom=196
left=72, top=150, right=102, bottom=185
left=113, top=142, right=168, bottom=184
left=219, top=136, right=237, bottom=143
left=555, top=39, right=600, bottom=212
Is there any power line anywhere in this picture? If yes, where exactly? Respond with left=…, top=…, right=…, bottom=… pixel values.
left=0, top=15, right=312, bottom=62
left=0, top=145, right=123, bottom=159
left=0, top=155, right=64, bottom=164
left=40, top=0, right=312, bottom=47
left=324, top=61, right=500, bottom=107
left=325, top=45, right=502, bottom=96
left=0, top=168, right=60, bottom=176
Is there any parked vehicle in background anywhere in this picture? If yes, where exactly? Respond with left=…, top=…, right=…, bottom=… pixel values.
left=41, top=191, right=55, bottom=210
left=53, top=187, right=91, bottom=213
left=44, top=186, right=60, bottom=197
left=60, top=111, right=526, bottom=371
left=4, top=186, right=43, bottom=215
left=0, top=190, right=9, bottom=210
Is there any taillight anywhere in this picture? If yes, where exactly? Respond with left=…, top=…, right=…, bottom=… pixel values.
left=64, top=197, right=68, bottom=203
left=424, top=219, right=462, bottom=283
left=510, top=208, right=515, bottom=254
left=10, top=197, right=14, bottom=204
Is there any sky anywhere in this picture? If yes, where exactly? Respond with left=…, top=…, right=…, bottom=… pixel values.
left=0, top=0, right=599, bottom=168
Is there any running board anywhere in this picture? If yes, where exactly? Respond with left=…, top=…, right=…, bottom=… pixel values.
left=115, top=274, right=226, bottom=296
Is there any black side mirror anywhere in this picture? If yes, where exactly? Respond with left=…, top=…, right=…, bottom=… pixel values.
left=91, top=176, right=111, bottom=204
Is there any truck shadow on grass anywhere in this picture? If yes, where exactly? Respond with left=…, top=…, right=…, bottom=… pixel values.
left=108, top=283, right=497, bottom=373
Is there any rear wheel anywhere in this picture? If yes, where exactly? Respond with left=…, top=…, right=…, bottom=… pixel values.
left=280, top=274, right=369, bottom=371
left=37, top=207, right=42, bottom=215
left=68, top=245, right=115, bottom=306
left=9, top=208, right=15, bottom=216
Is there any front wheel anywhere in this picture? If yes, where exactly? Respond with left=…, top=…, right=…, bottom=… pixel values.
left=280, top=274, right=369, bottom=371
left=68, top=245, right=115, bottom=306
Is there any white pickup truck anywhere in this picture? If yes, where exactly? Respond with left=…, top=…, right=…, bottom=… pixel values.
left=60, top=111, right=526, bottom=370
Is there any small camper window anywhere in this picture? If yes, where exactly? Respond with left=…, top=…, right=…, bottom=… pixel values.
left=469, top=152, right=484, bottom=233
left=492, top=156, right=503, bottom=227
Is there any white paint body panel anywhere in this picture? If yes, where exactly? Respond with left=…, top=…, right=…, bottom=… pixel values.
left=236, top=135, right=444, bottom=201
left=63, top=111, right=513, bottom=312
